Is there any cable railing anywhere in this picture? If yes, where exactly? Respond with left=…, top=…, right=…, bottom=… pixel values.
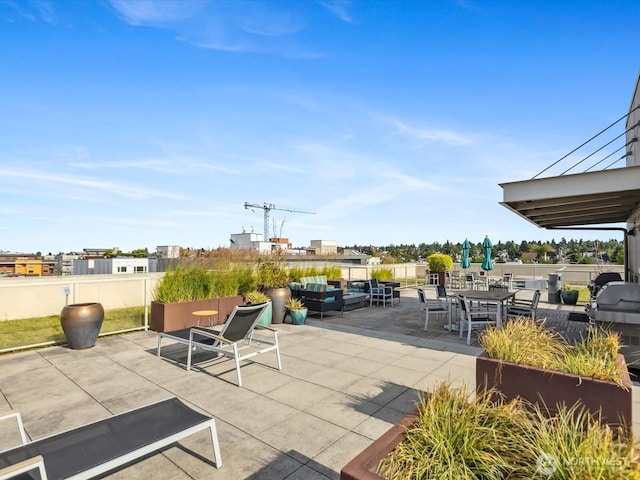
left=533, top=105, right=640, bottom=179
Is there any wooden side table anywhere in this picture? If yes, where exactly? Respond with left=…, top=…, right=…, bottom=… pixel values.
left=192, top=310, right=218, bottom=327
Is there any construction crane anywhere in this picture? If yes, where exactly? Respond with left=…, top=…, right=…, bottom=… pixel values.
left=243, top=202, right=315, bottom=240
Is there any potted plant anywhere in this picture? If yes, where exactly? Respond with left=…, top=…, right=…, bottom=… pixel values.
left=285, top=297, right=308, bottom=325
left=476, top=319, right=632, bottom=429
left=150, top=263, right=249, bottom=332
left=561, top=283, right=580, bottom=305
left=426, top=253, right=453, bottom=286
left=342, top=382, right=639, bottom=479
left=245, top=291, right=272, bottom=326
left=255, top=252, right=291, bottom=324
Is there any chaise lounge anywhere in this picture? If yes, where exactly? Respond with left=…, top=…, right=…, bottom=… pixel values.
left=0, top=397, right=221, bottom=480
left=157, top=303, right=281, bottom=387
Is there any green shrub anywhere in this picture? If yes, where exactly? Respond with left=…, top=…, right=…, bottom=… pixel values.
left=235, top=266, right=257, bottom=295
left=244, top=291, right=269, bottom=304
left=153, top=262, right=253, bottom=302
left=153, top=264, right=214, bottom=303
left=288, top=265, right=342, bottom=282
left=320, top=265, right=342, bottom=279
left=371, top=267, right=393, bottom=280
left=285, top=297, right=305, bottom=310
left=255, top=253, right=290, bottom=289
left=427, top=253, right=453, bottom=272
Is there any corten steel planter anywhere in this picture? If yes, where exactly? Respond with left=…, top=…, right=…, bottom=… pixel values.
left=476, top=352, right=632, bottom=430
left=262, top=287, right=291, bottom=324
left=60, top=302, right=104, bottom=349
left=341, top=409, right=418, bottom=480
left=150, top=295, right=244, bottom=332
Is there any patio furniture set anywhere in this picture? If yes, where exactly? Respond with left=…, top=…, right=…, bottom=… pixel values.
left=288, top=276, right=401, bottom=317
left=418, top=282, right=541, bottom=344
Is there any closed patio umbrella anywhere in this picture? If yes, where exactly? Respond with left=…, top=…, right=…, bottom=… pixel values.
left=461, top=239, right=471, bottom=269
left=481, top=236, right=494, bottom=271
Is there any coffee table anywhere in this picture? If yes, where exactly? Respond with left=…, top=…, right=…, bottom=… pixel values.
left=343, top=292, right=369, bottom=311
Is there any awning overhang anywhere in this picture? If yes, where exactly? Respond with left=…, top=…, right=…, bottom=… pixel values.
left=500, top=166, right=640, bottom=229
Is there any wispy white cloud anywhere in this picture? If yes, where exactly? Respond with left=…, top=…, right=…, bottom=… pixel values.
left=318, top=0, right=353, bottom=23
left=108, top=0, right=205, bottom=25
left=258, top=162, right=306, bottom=174
left=68, top=157, right=240, bottom=175
left=30, top=0, right=56, bottom=24
left=2, top=0, right=57, bottom=24
left=0, top=167, right=188, bottom=200
left=106, top=0, right=327, bottom=57
left=239, top=10, right=304, bottom=36
left=384, top=116, right=473, bottom=146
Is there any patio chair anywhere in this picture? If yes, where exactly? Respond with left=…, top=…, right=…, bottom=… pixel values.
left=506, top=289, right=541, bottom=322
left=501, top=273, right=513, bottom=290
left=458, top=295, right=498, bottom=345
left=449, top=270, right=462, bottom=289
left=157, top=303, right=281, bottom=387
left=0, top=397, right=221, bottom=480
left=464, top=273, right=475, bottom=289
left=368, top=279, right=394, bottom=307
left=418, top=287, right=448, bottom=331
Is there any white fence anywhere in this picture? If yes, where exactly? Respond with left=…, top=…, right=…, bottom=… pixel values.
left=0, top=273, right=164, bottom=322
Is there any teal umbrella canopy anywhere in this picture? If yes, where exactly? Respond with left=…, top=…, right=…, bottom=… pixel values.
left=481, top=236, right=494, bottom=271
left=461, top=239, right=471, bottom=269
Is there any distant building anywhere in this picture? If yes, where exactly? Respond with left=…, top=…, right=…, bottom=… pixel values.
left=73, top=257, right=159, bottom=275
left=156, top=245, right=180, bottom=259
left=83, top=247, right=119, bottom=256
left=310, top=240, right=337, bottom=255
left=55, top=253, right=82, bottom=276
left=230, top=232, right=276, bottom=254
left=0, top=253, right=54, bottom=276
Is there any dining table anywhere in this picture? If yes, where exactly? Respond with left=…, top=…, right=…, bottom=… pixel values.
left=447, top=289, right=517, bottom=331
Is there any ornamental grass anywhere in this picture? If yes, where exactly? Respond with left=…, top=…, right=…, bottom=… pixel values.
left=378, top=382, right=640, bottom=479
left=479, top=318, right=626, bottom=385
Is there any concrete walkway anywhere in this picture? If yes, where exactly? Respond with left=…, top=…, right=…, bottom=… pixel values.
left=0, top=288, right=637, bottom=479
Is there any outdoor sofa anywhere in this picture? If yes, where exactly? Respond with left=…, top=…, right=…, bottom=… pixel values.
left=289, top=276, right=345, bottom=318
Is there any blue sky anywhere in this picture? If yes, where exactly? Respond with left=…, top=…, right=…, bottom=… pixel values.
left=1, top=0, right=638, bottom=254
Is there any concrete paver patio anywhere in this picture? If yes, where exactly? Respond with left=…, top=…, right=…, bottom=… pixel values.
left=0, top=288, right=638, bottom=479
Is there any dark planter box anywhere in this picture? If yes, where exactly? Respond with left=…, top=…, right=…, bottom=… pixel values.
left=150, top=295, right=244, bottom=332
left=476, top=352, right=632, bottom=429
left=561, top=289, right=579, bottom=305
left=341, top=410, right=418, bottom=480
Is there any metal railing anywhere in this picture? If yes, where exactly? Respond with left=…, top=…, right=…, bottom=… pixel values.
left=0, top=264, right=623, bottom=353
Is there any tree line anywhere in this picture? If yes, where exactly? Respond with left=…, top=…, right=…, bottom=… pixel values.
left=342, top=238, right=624, bottom=265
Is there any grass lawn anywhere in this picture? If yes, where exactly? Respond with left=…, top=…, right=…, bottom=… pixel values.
left=577, top=286, right=590, bottom=304
left=0, top=307, right=146, bottom=351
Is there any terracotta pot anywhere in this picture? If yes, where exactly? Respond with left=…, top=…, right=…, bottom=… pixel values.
left=60, top=302, right=104, bottom=349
